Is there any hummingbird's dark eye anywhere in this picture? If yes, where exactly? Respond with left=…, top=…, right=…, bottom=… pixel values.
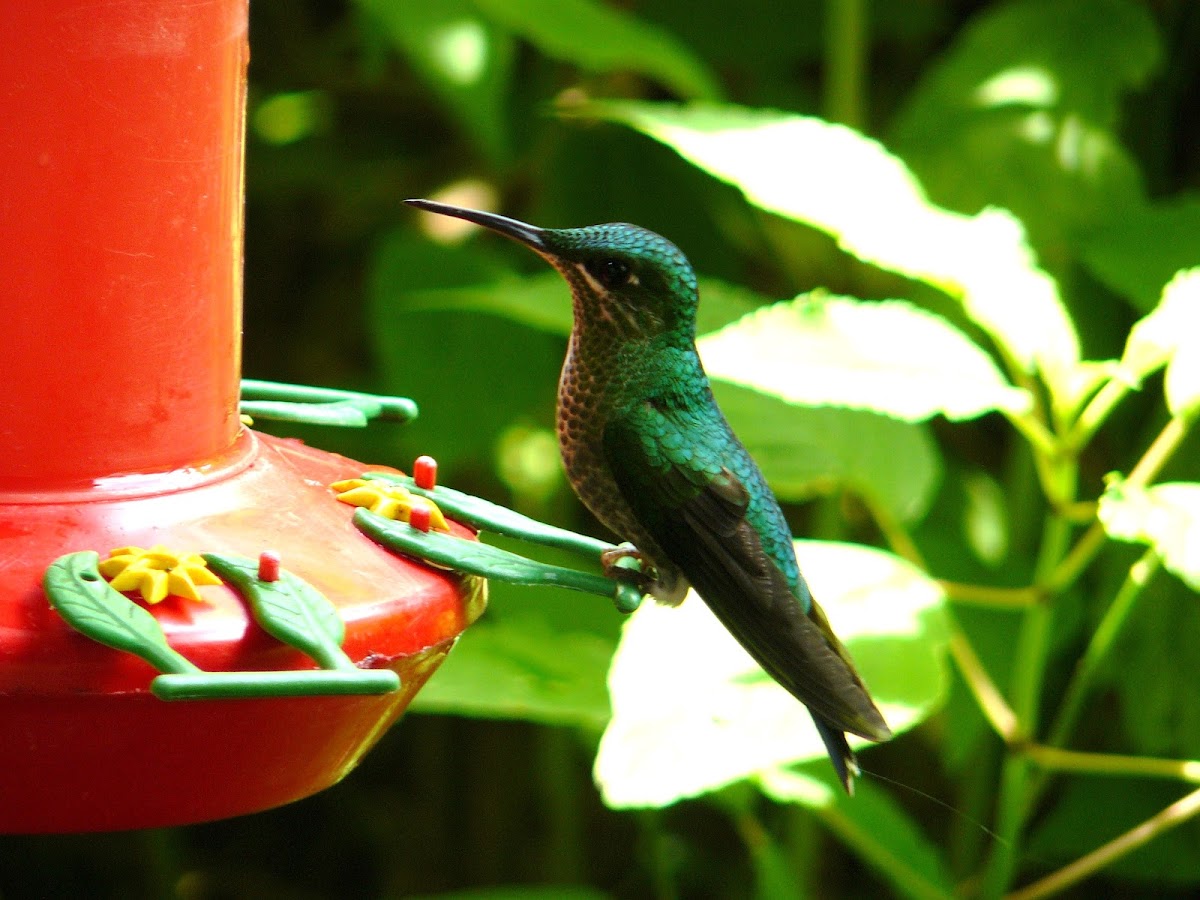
left=586, top=257, right=634, bottom=289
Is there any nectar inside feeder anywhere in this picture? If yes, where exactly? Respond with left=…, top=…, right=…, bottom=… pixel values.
left=0, top=0, right=485, bottom=833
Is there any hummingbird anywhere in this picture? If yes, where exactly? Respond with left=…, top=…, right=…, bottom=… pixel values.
left=405, top=199, right=891, bottom=791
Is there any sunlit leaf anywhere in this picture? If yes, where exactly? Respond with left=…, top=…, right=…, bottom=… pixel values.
left=594, top=541, right=949, bottom=808
left=1167, top=335, right=1200, bottom=423
left=474, top=0, right=720, bottom=100
left=1121, top=268, right=1200, bottom=384
left=757, top=766, right=956, bottom=900
left=890, top=0, right=1157, bottom=250
left=580, top=100, right=1080, bottom=392
left=1098, top=477, right=1200, bottom=591
left=1081, top=196, right=1200, bottom=311
left=713, top=382, right=941, bottom=524
left=698, top=293, right=1031, bottom=421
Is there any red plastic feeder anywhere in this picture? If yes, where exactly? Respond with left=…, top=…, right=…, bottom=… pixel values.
left=0, top=0, right=483, bottom=832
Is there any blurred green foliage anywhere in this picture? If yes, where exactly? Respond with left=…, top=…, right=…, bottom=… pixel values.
left=5, top=1, right=1200, bottom=898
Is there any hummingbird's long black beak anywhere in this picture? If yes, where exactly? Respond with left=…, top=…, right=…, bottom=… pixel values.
left=405, top=199, right=548, bottom=252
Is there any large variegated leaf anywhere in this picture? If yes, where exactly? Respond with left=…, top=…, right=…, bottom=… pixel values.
left=594, top=541, right=948, bottom=808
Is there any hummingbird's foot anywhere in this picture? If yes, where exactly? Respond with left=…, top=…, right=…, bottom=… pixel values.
left=601, top=544, right=689, bottom=607
left=601, top=543, right=656, bottom=592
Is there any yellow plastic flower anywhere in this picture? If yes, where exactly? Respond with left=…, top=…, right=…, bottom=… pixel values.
left=331, top=478, right=449, bottom=531
left=98, top=545, right=223, bottom=604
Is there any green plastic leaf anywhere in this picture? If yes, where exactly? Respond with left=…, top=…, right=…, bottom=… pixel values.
left=43, top=551, right=198, bottom=675
left=594, top=541, right=949, bottom=808
left=358, top=0, right=513, bottom=160
left=353, top=509, right=639, bottom=612
left=474, top=0, right=720, bottom=101
left=757, top=766, right=956, bottom=900
left=1081, top=196, right=1200, bottom=311
left=713, top=382, right=941, bottom=524
left=365, top=473, right=615, bottom=557
left=238, top=399, right=371, bottom=427
left=582, top=100, right=1080, bottom=389
left=698, top=293, right=1031, bottom=421
left=203, top=554, right=349, bottom=670
left=1120, top=269, right=1200, bottom=384
left=1098, top=479, right=1200, bottom=591
left=410, top=615, right=614, bottom=729
left=890, top=0, right=1157, bottom=251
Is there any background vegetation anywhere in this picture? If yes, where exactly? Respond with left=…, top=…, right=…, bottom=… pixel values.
left=3, top=0, right=1200, bottom=897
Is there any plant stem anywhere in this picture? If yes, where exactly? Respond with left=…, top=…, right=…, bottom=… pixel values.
left=823, top=0, right=867, bottom=128
left=1044, top=551, right=1160, bottom=750
left=861, top=491, right=926, bottom=569
left=1024, top=745, right=1200, bottom=783
left=1065, top=377, right=1133, bottom=451
left=979, top=491, right=1076, bottom=896
left=940, top=581, right=1040, bottom=608
left=1005, top=411, right=1059, bottom=459
left=948, top=627, right=1019, bottom=742
left=1126, top=415, right=1189, bottom=486
left=1042, top=522, right=1106, bottom=595
left=1005, top=787, right=1200, bottom=900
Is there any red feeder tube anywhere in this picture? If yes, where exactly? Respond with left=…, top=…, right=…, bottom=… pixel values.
left=0, top=0, right=483, bottom=833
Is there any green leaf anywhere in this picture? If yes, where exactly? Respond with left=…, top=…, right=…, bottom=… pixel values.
left=1108, top=574, right=1200, bottom=756
left=404, top=272, right=766, bottom=339
left=405, top=271, right=574, bottom=335
left=367, top=232, right=565, bottom=471
left=410, top=887, right=609, bottom=900
left=474, top=0, right=720, bottom=101
left=962, top=469, right=1010, bottom=568
left=889, top=0, right=1157, bottom=250
left=1120, top=268, right=1200, bottom=384
left=409, top=614, right=614, bottom=730
left=713, top=382, right=942, bottom=524
left=757, top=766, right=956, bottom=900
left=698, top=293, right=1031, bottom=421
left=44, top=552, right=198, bottom=675
left=358, top=0, right=513, bottom=160
left=1027, top=778, right=1200, bottom=885
left=594, top=541, right=949, bottom=808
left=203, top=554, right=349, bottom=670
left=1098, top=478, right=1200, bottom=591
left=581, top=100, right=1080, bottom=389
left=1080, top=196, right=1200, bottom=311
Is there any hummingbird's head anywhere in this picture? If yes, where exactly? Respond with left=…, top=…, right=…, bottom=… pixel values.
left=406, top=200, right=699, bottom=343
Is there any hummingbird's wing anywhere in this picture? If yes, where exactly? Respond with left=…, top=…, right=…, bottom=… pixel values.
left=603, top=399, right=891, bottom=751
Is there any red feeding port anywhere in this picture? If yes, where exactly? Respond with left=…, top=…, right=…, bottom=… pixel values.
left=0, top=0, right=483, bottom=833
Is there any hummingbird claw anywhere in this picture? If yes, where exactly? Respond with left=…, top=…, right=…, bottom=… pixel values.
left=601, top=543, right=654, bottom=584
left=602, top=543, right=689, bottom=607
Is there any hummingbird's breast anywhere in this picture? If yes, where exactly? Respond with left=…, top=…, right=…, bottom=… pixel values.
left=556, top=333, right=660, bottom=554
